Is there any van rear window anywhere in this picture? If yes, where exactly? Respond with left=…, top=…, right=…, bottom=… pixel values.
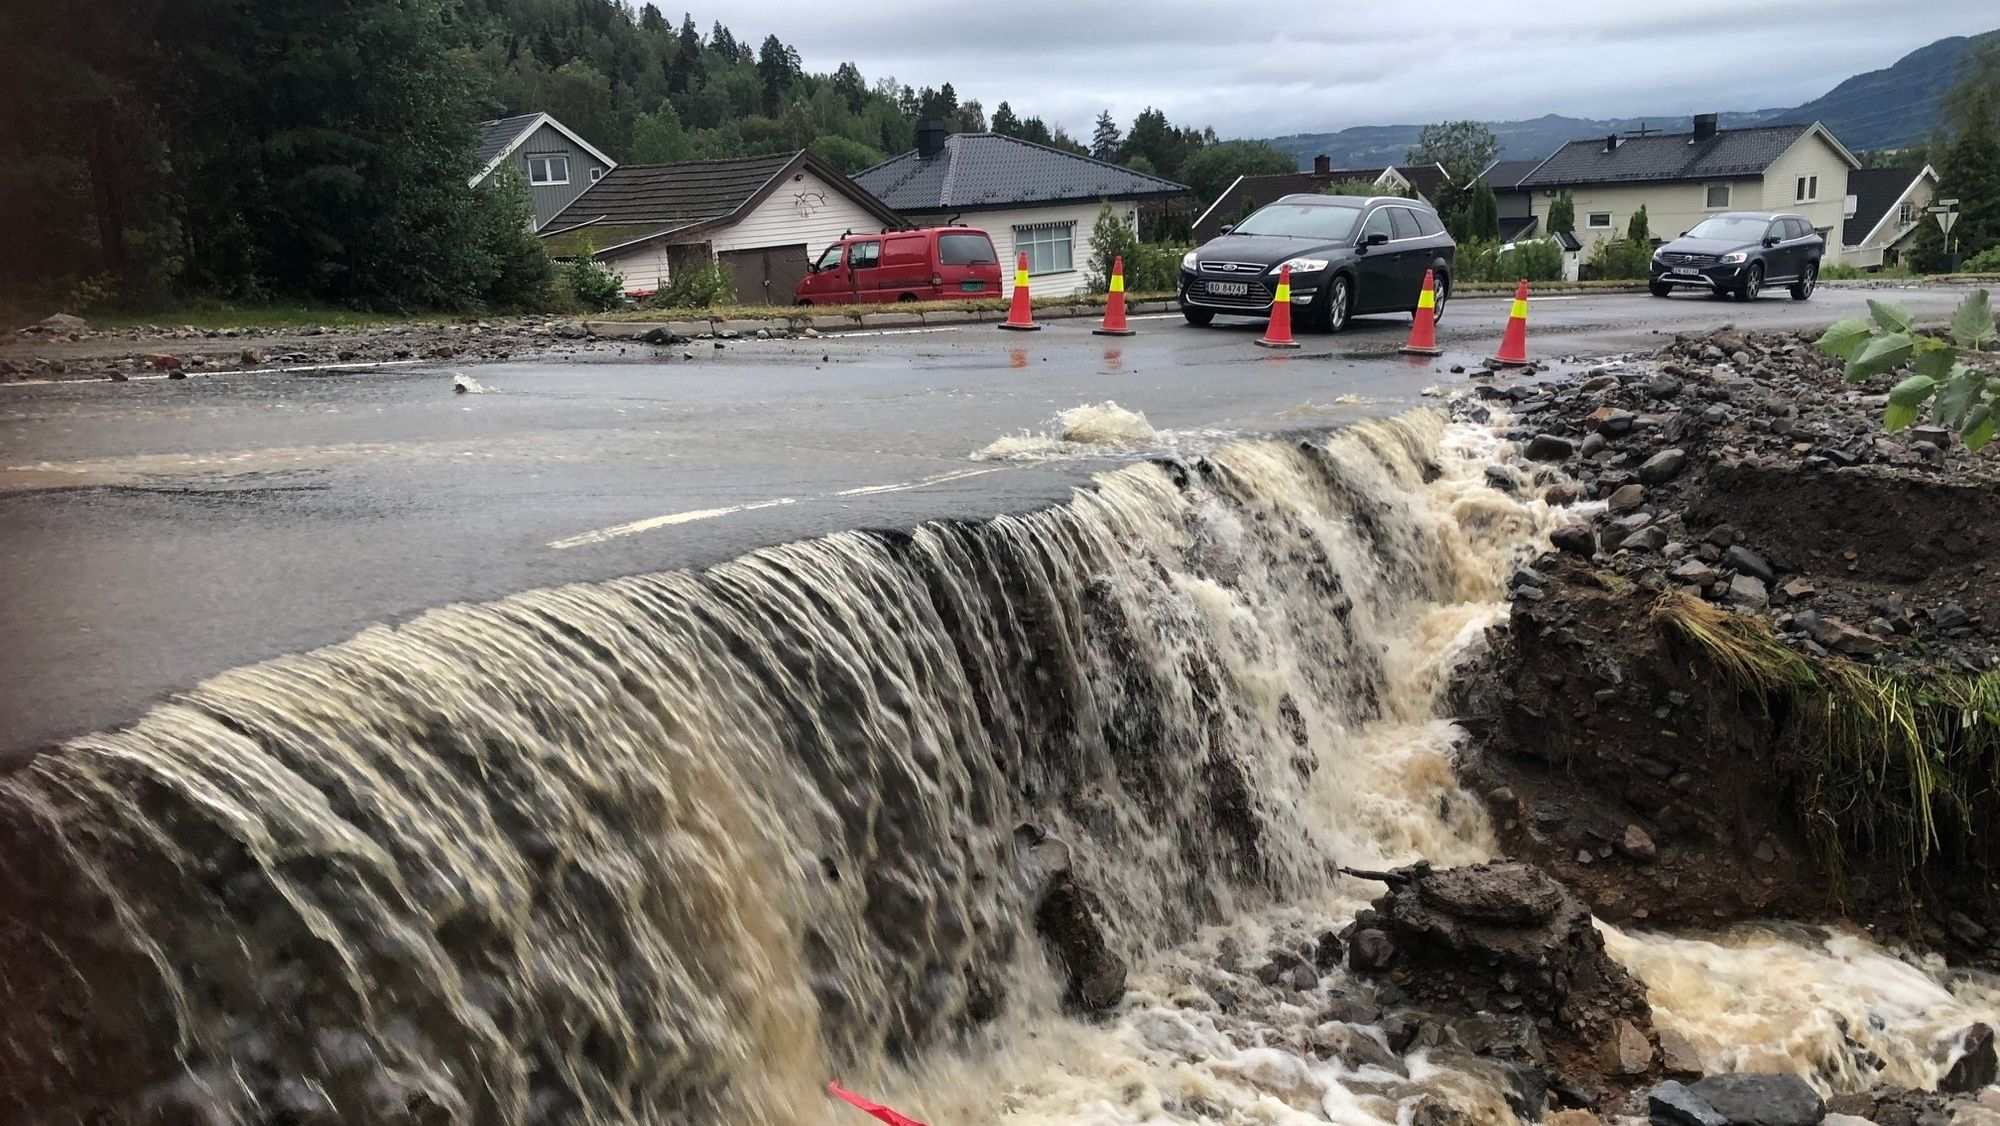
left=939, top=233, right=997, bottom=265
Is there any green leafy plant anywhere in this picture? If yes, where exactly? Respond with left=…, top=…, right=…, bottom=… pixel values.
left=653, top=262, right=734, bottom=309
left=1966, top=245, right=2000, bottom=273
left=563, top=238, right=628, bottom=312
left=1627, top=205, right=1650, bottom=245
left=1584, top=237, right=1652, bottom=280
left=1815, top=290, right=1998, bottom=448
left=1547, top=192, right=1576, bottom=237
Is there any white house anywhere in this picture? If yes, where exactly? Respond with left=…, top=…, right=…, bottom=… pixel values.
left=473, top=112, right=619, bottom=230
left=1841, top=165, right=1939, bottom=270
left=1517, top=116, right=1861, bottom=260
left=539, top=150, right=905, bottom=303
left=855, top=126, right=1189, bottom=297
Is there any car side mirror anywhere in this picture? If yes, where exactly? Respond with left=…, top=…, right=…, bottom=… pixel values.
left=1361, top=232, right=1390, bottom=248
left=1763, top=236, right=1781, bottom=247
left=1220, top=224, right=1234, bottom=235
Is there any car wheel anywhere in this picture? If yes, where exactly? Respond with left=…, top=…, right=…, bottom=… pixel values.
left=1790, top=263, right=1817, bottom=301
left=1649, top=281, right=1672, bottom=298
left=1737, top=263, right=1763, bottom=301
left=1182, top=306, right=1214, bottom=326
left=1322, top=275, right=1353, bottom=334
left=896, top=293, right=918, bottom=303
left=1416, top=272, right=1449, bottom=324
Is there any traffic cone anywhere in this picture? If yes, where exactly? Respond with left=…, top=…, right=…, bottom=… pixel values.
left=1400, top=269, right=1443, bottom=356
left=1255, top=264, right=1300, bottom=349
left=1093, top=255, right=1135, bottom=337
left=1490, top=279, right=1531, bottom=367
left=998, top=252, right=1039, bottom=331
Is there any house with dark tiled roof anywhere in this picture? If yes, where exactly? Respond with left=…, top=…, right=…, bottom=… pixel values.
left=540, top=150, right=903, bottom=301
left=856, top=125, right=1188, bottom=296
left=1191, top=155, right=1451, bottom=244
left=472, top=113, right=619, bottom=230
left=1517, top=115, right=1860, bottom=258
left=1840, top=165, right=1938, bottom=270
left=1480, top=159, right=1547, bottom=243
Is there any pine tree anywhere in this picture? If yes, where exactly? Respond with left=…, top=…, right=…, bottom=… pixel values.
left=1091, top=110, right=1123, bottom=161
left=1626, top=205, right=1650, bottom=245
left=1548, top=191, right=1576, bottom=236
left=991, top=101, right=1021, bottom=137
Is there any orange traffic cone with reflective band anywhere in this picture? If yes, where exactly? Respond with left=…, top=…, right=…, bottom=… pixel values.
left=999, top=252, right=1039, bottom=331
left=1490, top=279, right=1531, bottom=366
left=1094, top=255, right=1135, bottom=337
left=1256, top=264, right=1301, bottom=349
left=1400, top=269, right=1443, bottom=356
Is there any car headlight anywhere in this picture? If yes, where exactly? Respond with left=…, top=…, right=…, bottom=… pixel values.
left=1182, top=251, right=1198, bottom=271
left=1720, top=251, right=1748, bottom=264
left=1277, top=257, right=1330, bottom=274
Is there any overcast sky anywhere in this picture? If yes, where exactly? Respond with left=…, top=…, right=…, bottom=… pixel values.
left=695, top=0, right=1996, bottom=138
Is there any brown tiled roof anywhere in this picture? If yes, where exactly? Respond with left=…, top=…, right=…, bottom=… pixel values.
left=547, top=154, right=799, bottom=226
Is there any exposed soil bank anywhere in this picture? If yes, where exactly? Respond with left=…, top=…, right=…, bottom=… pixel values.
left=1451, top=327, right=2000, bottom=962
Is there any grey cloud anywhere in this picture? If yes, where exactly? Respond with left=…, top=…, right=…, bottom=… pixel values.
left=683, top=0, right=1995, bottom=137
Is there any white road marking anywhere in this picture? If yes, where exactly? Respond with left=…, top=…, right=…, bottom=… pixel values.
left=837, top=326, right=962, bottom=338
left=548, top=498, right=797, bottom=549
left=834, top=467, right=1003, bottom=496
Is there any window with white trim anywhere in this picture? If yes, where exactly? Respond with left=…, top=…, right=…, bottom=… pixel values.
left=1899, top=201, right=1917, bottom=224
left=528, top=155, right=570, bottom=185
left=1586, top=212, right=1613, bottom=229
left=1015, top=222, right=1074, bottom=275
left=1795, top=174, right=1818, bottom=202
left=590, top=166, right=604, bottom=183
left=1705, top=184, right=1731, bottom=209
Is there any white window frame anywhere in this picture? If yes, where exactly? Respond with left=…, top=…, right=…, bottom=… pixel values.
left=528, top=154, right=570, bottom=186
left=589, top=167, right=604, bottom=183
left=1898, top=201, right=1917, bottom=225
left=1014, top=222, right=1075, bottom=276
left=1704, top=183, right=1732, bottom=210
left=1795, top=174, right=1818, bottom=202
left=1586, top=212, right=1614, bottom=230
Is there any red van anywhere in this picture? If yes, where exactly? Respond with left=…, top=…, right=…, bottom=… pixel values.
left=793, top=227, right=1002, bottom=306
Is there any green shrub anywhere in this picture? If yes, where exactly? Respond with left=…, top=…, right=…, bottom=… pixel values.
left=1454, top=239, right=1500, bottom=283
left=1586, top=237, right=1652, bottom=280
left=1965, top=245, right=2000, bottom=273
left=1454, top=238, right=1564, bottom=284
left=563, top=239, right=627, bottom=312
left=1084, top=201, right=1180, bottom=294
left=1321, top=178, right=1399, bottom=198
left=652, top=262, right=735, bottom=309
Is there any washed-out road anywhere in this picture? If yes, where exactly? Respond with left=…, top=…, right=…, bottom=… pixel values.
left=0, top=285, right=1976, bottom=751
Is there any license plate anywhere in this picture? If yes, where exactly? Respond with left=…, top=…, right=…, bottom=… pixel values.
left=960, top=281, right=984, bottom=292
left=1672, top=267, right=1701, bottom=277
left=1208, top=281, right=1250, bottom=297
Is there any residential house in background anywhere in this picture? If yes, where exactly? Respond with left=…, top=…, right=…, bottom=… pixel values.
left=473, top=112, right=620, bottom=230
left=855, top=125, right=1188, bottom=297
left=539, top=150, right=904, bottom=302
left=1192, top=156, right=1451, bottom=244
left=1840, top=165, right=1938, bottom=270
left=1480, top=160, right=1546, bottom=243
left=1516, top=116, right=1861, bottom=258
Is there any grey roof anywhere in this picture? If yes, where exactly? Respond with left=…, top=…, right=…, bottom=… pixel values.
left=1482, top=160, right=1544, bottom=191
left=855, top=133, right=1188, bottom=212
left=1843, top=167, right=1925, bottom=246
left=476, top=114, right=541, bottom=168
left=541, top=150, right=904, bottom=257
left=1518, top=123, right=1816, bottom=189
left=1499, top=214, right=1540, bottom=242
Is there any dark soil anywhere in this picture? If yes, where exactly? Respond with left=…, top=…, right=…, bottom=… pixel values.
left=1451, top=327, right=2000, bottom=964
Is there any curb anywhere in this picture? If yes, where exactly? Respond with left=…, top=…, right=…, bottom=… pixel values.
left=585, top=299, right=1166, bottom=340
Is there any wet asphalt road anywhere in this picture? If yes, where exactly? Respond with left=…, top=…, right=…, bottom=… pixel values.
left=0, top=286, right=1977, bottom=750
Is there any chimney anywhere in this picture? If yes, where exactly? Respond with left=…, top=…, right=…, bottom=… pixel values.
left=1693, top=113, right=1719, bottom=143
left=916, top=120, right=948, bottom=160
left=1604, top=135, right=1620, bottom=154
left=1313, top=154, right=1331, bottom=176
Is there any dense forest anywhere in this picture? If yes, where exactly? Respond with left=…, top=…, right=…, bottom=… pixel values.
left=0, top=0, right=1295, bottom=312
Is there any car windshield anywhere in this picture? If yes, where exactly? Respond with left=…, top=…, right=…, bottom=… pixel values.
left=1686, top=216, right=1772, bottom=241
left=1231, top=202, right=1363, bottom=241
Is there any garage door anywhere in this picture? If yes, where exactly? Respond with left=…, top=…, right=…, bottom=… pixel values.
left=717, top=244, right=810, bottom=307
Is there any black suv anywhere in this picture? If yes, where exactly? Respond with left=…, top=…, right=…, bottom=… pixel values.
left=1650, top=211, right=1823, bottom=301
left=1179, top=194, right=1456, bottom=331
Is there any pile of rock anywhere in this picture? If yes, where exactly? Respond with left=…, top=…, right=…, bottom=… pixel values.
left=1462, top=326, right=2000, bottom=675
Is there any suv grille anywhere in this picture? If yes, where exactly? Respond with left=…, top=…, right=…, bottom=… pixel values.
left=1663, top=252, right=1717, bottom=267
left=1199, top=261, right=1266, bottom=275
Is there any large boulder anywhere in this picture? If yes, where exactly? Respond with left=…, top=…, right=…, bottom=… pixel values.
left=1033, top=870, right=1127, bottom=1014
left=1942, top=1022, right=1996, bottom=1093
left=1686, top=1073, right=1824, bottom=1126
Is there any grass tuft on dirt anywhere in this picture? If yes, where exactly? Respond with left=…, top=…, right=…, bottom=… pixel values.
left=1656, top=591, right=2000, bottom=899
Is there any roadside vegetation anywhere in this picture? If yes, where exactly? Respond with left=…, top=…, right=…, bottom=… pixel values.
left=1815, top=289, right=1998, bottom=449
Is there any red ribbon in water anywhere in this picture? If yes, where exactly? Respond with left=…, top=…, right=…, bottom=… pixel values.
left=827, top=1081, right=929, bottom=1126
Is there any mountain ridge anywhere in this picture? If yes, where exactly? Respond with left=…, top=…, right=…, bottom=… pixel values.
left=1263, top=30, right=1995, bottom=169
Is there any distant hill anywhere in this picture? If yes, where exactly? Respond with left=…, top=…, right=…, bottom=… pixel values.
left=1264, top=29, right=1994, bottom=169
